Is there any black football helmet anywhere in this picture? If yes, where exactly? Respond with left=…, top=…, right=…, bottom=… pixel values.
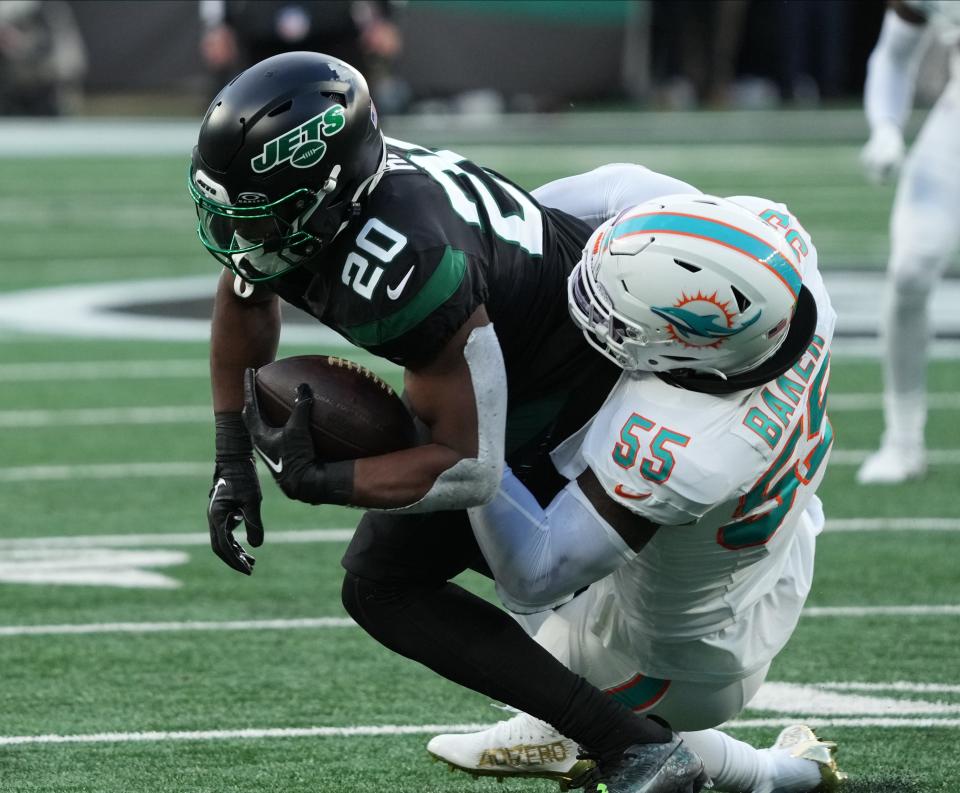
left=189, top=51, right=385, bottom=281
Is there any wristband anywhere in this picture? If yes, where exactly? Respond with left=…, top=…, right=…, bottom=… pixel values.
left=316, top=460, right=356, bottom=506
left=215, top=411, right=253, bottom=461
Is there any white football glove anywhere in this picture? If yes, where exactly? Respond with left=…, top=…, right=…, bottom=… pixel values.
left=860, top=122, right=905, bottom=185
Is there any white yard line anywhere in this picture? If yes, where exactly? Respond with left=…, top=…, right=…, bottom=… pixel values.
left=0, top=360, right=208, bottom=381
left=4, top=451, right=960, bottom=483
left=0, top=518, right=955, bottom=553
left=819, top=682, right=960, bottom=694
left=802, top=605, right=960, bottom=617
left=3, top=603, right=959, bottom=637
left=0, top=462, right=211, bottom=482
left=0, top=528, right=354, bottom=549
left=0, top=392, right=956, bottom=428
left=0, top=356, right=389, bottom=382
left=0, top=723, right=492, bottom=747
left=0, top=717, right=957, bottom=747
left=0, top=617, right=355, bottom=637
left=1, top=353, right=957, bottom=393
left=827, top=518, right=960, bottom=532
left=829, top=449, right=960, bottom=465
left=0, top=406, right=210, bottom=427
left=726, top=717, right=960, bottom=729
left=829, top=392, right=960, bottom=411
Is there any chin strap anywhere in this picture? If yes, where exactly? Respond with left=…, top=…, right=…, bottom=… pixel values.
left=331, top=140, right=390, bottom=243
left=298, top=140, right=389, bottom=254
left=659, top=285, right=818, bottom=395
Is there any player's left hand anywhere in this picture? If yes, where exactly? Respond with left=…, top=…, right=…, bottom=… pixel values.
left=860, top=123, right=905, bottom=185
left=207, top=459, right=262, bottom=575
left=242, top=368, right=332, bottom=505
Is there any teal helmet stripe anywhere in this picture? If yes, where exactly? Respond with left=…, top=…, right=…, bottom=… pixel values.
left=611, top=212, right=801, bottom=300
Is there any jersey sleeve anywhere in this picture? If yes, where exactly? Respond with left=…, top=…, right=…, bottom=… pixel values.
left=532, top=164, right=700, bottom=230
left=338, top=242, right=488, bottom=368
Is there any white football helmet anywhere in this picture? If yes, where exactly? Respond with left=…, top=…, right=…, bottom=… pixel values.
left=568, top=194, right=803, bottom=378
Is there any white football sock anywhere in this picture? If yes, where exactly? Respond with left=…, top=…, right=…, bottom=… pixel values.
left=881, top=280, right=928, bottom=450
left=758, top=747, right=824, bottom=793
left=680, top=729, right=820, bottom=792
left=680, top=729, right=765, bottom=791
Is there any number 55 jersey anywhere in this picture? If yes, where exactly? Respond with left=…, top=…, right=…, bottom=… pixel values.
left=551, top=196, right=837, bottom=684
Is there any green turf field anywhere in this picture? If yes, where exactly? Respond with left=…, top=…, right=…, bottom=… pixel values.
left=1, top=126, right=959, bottom=792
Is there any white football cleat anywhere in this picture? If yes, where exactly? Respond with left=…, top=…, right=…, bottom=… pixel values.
left=855, top=443, right=926, bottom=485
left=427, top=710, right=592, bottom=789
left=769, top=724, right=847, bottom=792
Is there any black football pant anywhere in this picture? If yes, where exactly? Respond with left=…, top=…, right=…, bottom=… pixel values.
left=340, top=376, right=672, bottom=757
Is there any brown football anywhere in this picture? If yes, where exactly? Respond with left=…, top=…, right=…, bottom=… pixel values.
left=253, top=355, right=418, bottom=462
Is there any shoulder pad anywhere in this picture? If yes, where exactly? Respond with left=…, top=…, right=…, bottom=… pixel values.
left=580, top=379, right=764, bottom=525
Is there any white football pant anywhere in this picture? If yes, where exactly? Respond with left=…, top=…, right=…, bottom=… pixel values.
left=883, top=58, right=960, bottom=450
left=519, top=521, right=819, bottom=792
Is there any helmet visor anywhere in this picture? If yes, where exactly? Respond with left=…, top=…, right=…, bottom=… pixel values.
left=188, top=172, right=323, bottom=282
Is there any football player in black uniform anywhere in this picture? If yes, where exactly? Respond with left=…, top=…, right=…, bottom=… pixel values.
left=190, top=52, right=706, bottom=793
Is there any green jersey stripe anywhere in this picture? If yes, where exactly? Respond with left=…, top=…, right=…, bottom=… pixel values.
left=343, top=246, right=468, bottom=346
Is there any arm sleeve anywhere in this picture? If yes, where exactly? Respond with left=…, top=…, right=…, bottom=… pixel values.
left=468, top=466, right=637, bottom=614
left=381, top=324, right=506, bottom=514
left=864, top=8, right=928, bottom=132
left=531, top=163, right=700, bottom=231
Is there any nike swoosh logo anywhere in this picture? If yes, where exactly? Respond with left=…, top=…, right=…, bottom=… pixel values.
left=210, top=477, right=227, bottom=508
left=614, top=483, right=651, bottom=500
left=254, top=445, right=283, bottom=474
left=386, top=266, right=415, bottom=300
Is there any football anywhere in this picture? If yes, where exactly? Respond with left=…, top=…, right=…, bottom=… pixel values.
left=253, top=355, right=419, bottom=462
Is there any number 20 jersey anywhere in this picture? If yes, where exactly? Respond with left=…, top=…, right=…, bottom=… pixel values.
left=551, top=196, right=837, bottom=682
left=266, top=137, right=618, bottom=411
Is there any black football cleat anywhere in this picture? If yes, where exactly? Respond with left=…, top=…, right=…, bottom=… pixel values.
left=579, top=735, right=711, bottom=793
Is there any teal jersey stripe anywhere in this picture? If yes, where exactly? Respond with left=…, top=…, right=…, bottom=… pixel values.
left=605, top=674, right=671, bottom=711
left=612, top=212, right=801, bottom=299
left=344, top=246, right=467, bottom=347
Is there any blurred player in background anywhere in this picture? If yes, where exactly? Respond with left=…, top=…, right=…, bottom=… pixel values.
left=199, top=0, right=401, bottom=104
left=858, top=0, right=960, bottom=484
left=429, top=179, right=845, bottom=793
left=0, top=0, right=86, bottom=116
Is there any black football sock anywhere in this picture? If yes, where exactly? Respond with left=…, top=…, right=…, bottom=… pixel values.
left=342, top=573, right=671, bottom=755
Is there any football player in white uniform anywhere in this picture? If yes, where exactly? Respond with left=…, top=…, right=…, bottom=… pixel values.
left=857, top=0, right=960, bottom=483
left=428, top=168, right=846, bottom=793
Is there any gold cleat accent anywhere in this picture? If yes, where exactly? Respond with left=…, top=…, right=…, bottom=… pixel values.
left=773, top=725, right=848, bottom=791
left=426, top=711, right=595, bottom=791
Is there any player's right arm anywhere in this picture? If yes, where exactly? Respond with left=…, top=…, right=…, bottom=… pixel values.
left=468, top=465, right=655, bottom=614
left=470, top=389, right=738, bottom=613
left=532, top=163, right=699, bottom=230
left=207, top=269, right=281, bottom=574
left=861, top=0, right=929, bottom=184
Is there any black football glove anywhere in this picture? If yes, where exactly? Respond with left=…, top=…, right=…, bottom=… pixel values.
left=241, top=368, right=354, bottom=506
left=208, top=412, right=264, bottom=575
